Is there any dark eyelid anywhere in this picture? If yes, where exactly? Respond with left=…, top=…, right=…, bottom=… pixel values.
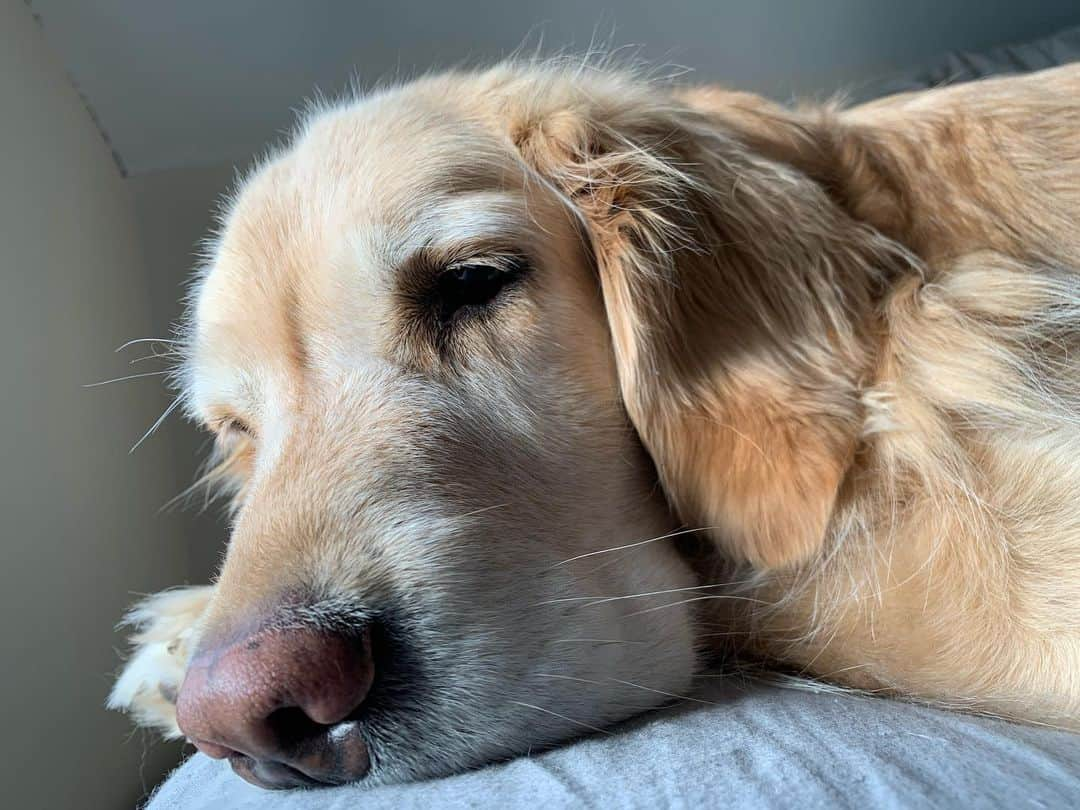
left=434, top=254, right=529, bottom=318
left=230, top=418, right=253, bottom=436
left=395, top=246, right=529, bottom=301
left=209, top=416, right=253, bottom=438
left=392, top=248, right=533, bottom=360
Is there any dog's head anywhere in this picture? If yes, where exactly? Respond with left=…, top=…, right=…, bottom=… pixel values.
left=174, top=64, right=883, bottom=788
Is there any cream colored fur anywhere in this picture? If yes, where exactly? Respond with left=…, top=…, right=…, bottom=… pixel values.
left=111, top=60, right=1080, bottom=785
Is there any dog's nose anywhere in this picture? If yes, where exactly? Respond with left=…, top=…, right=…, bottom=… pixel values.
left=176, top=623, right=374, bottom=788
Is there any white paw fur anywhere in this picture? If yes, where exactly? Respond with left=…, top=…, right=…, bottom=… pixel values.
left=107, top=586, right=214, bottom=738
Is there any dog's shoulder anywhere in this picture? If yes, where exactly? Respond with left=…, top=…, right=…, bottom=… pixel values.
left=681, top=65, right=1080, bottom=262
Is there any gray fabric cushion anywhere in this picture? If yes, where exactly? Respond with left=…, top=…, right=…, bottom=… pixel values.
left=146, top=29, right=1080, bottom=810
left=852, top=25, right=1080, bottom=102
left=147, top=681, right=1080, bottom=809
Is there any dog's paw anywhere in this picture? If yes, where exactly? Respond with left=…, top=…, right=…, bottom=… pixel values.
left=107, top=585, right=214, bottom=738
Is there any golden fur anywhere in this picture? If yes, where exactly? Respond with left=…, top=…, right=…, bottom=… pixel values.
left=111, top=60, right=1080, bottom=783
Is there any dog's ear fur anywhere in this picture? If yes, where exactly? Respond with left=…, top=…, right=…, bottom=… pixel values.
left=509, top=77, right=905, bottom=568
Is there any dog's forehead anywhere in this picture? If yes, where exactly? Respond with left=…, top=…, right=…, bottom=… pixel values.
left=212, top=89, right=520, bottom=285
left=187, top=87, right=529, bottom=413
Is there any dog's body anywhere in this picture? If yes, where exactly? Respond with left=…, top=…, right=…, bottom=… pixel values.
left=684, top=68, right=1080, bottom=727
left=111, top=63, right=1080, bottom=787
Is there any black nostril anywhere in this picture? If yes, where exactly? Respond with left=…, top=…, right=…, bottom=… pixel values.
left=267, top=706, right=325, bottom=750
left=231, top=710, right=369, bottom=789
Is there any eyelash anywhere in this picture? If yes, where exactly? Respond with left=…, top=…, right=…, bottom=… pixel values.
left=214, top=417, right=252, bottom=440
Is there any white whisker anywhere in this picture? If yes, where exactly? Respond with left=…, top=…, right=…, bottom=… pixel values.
left=509, top=701, right=613, bottom=735
left=534, top=674, right=722, bottom=708
left=83, top=371, right=169, bottom=388
left=129, top=351, right=178, bottom=365
left=623, top=593, right=768, bottom=617
left=551, top=526, right=719, bottom=568
left=534, top=673, right=607, bottom=685
left=537, top=579, right=761, bottom=607
left=549, top=638, right=650, bottom=645
left=114, top=337, right=180, bottom=352
left=130, top=396, right=183, bottom=454
left=607, top=677, right=722, bottom=706
left=581, top=581, right=760, bottom=608
left=456, top=503, right=510, bottom=519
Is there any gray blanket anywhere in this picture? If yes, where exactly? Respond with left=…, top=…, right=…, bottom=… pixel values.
left=148, top=681, right=1080, bottom=809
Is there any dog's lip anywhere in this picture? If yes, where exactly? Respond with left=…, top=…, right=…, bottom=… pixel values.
left=189, top=738, right=235, bottom=759
left=228, top=754, right=333, bottom=790
left=193, top=720, right=372, bottom=789
left=290, top=719, right=371, bottom=783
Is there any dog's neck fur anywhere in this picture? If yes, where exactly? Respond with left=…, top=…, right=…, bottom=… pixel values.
left=672, top=74, right=1080, bottom=728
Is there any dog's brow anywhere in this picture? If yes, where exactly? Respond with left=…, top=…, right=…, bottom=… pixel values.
left=383, top=192, right=533, bottom=285
left=400, top=192, right=530, bottom=254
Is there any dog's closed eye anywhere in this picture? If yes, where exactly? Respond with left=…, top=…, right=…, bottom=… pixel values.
left=433, top=256, right=529, bottom=324
left=211, top=416, right=253, bottom=443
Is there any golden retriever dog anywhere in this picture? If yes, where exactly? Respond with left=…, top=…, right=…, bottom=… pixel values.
left=109, top=60, right=1080, bottom=789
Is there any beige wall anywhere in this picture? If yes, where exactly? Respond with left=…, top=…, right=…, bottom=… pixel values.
left=128, top=164, right=237, bottom=583
left=0, top=1, right=187, bottom=805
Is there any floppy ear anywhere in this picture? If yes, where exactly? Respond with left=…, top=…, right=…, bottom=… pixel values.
left=512, top=84, right=901, bottom=569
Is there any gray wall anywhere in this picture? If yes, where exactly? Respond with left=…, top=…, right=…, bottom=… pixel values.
left=0, top=1, right=187, bottom=805
left=29, top=0, right=1080, bottom=173
left=128, top=165, right=237, bottom=582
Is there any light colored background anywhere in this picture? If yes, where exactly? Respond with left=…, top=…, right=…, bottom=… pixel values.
left=3, top=1, right=1078, bottom=806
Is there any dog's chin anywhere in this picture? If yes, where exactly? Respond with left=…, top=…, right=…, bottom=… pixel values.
left=356, top=682, right=694, bottom=789
left=308, top=622, right=696, bottom=789
left=354, top=711, right=587, bottom=789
